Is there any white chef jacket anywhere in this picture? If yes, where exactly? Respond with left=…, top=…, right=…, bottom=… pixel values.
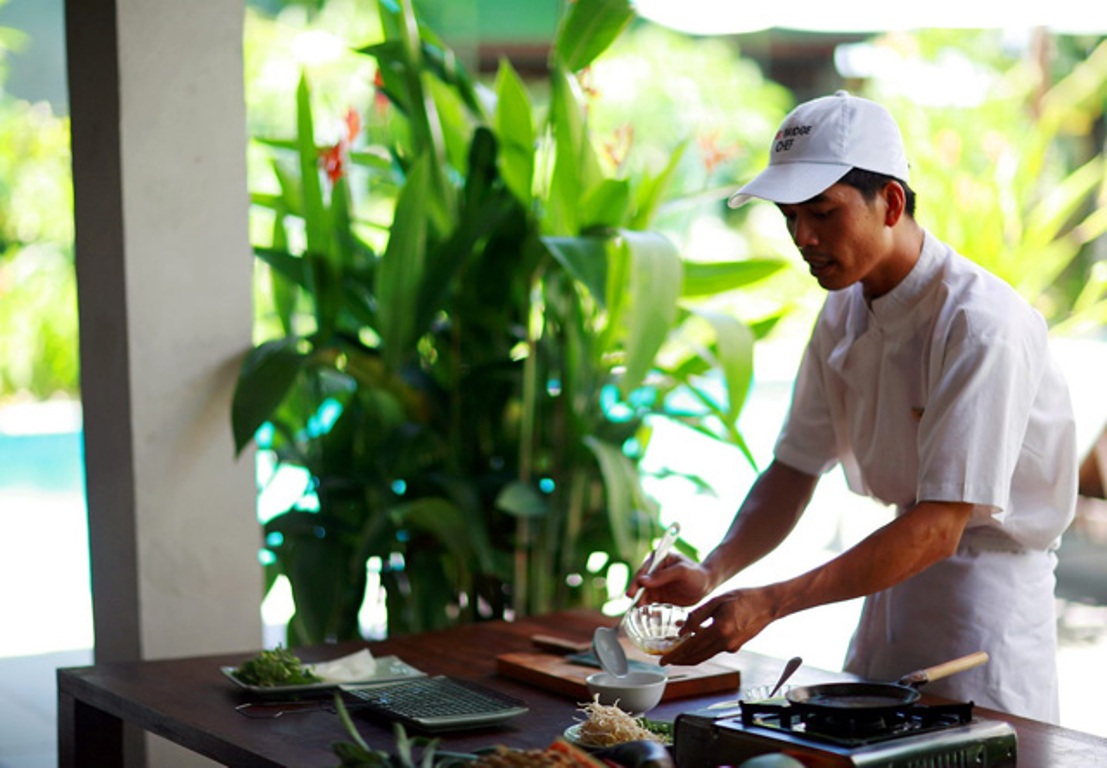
left=774, top=230, right=1077, bottom=722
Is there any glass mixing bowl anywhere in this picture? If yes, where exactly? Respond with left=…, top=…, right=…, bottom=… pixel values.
left=624, top=602, right=690, bottom=656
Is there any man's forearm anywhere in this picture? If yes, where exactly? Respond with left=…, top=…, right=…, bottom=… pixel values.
left=701, top=460, right=818, bottom=591
left=763, top=500, right=974, bottom=621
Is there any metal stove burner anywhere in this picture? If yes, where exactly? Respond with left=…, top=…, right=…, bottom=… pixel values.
left=674, top=700, right=1018, bottom=767
left=741, top=700, right=975, bottom=745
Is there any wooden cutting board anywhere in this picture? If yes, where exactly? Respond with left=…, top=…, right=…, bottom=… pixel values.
left=496, top=639, right=740, bottom=702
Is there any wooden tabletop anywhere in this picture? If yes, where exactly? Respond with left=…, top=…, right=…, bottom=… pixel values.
left=57, top=609, right=1107, bottom=767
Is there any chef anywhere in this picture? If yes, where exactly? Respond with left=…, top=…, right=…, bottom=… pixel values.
left=632, top=91, right=1077, bottom=723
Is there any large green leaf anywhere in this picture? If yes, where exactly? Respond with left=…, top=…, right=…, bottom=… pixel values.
left=583, top=436, right=653, bottom=564
left=542, top=236, right=608, bottom=308
left=316, top=183, right=356, bottom=341
left=687, top=308, right=756, bottom=466
left=495, top=481, right=548, bottom=519
left=372, top=0, right=454, bottom=223
left=544, top=65, right=604, bottom=235
left=582, top=178, right=632, bottom=229
left=410, top=24, right=485, bottom=119
left=544, top=69, right=581, bottom=236
left=494, top=60, right=535, bottom=207
left=1037, top=38, right=1107, bottom=145
left=1023, top=157, right=1103, bottom=251
left=257, top=177, right=298, bottom=337
left=256, top=248, right=306, bottom=290
left=392, top=496, right=495, bottom=575
left=377, top=0, right=431, bottom=149
left=362, top=5, right=485, bottom=119
left=231, top=337, right=309, bottom=454
left=629, top=142, right=687, bottom=230
left=1068, top=262, right=1107, bottom=323
left=553, top=0, right=635, bottom=72
left=295, top=75, right=327, bottom=258
left=425, top=74, right=472, bottom=178
left=416, top=128, right=523, bottom=335
left=376, top=154, right=430, bottom=370
left=681, top=259, right=788, bottom=297
left=1072, top=201, right=1107, bottom=249
left=267, top=510, right=366, bottom=644
left=615, top=230, right=683, bottom=395
left=361, top=40, right=414, bottom=116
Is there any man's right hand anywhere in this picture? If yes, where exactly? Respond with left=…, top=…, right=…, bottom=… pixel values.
left=627, top=552, right=713, bottom=607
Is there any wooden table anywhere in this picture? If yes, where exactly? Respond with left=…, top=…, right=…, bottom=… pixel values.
left=57, top=609, right=1107, bottom=767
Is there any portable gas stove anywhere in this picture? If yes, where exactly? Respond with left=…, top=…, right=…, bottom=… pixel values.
left=674, top=699, right=1017, bottom=766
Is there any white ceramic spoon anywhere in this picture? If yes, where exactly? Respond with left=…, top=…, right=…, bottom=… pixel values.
left=592, top=522, right=681, bottom=677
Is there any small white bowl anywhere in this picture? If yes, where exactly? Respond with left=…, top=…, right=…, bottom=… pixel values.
left=739, top=683, right=795, bottom=703
left=586, top=670, right=667, bottom=714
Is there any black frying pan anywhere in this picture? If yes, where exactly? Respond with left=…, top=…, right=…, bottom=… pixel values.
left=784, top=651, right=989, bottom=716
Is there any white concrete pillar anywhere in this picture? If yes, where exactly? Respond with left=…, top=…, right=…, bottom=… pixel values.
left=66, top=0, right=261, bottom=764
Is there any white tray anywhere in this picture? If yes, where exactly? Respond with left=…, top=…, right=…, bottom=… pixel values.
left=222, top=654, right=424, bottom=696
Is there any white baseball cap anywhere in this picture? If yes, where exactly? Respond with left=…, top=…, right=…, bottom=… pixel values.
left=727, top=90, right=910, bottom=208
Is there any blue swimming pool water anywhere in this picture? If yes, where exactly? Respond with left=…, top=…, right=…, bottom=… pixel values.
left=0, top=429, right=85, bottom=494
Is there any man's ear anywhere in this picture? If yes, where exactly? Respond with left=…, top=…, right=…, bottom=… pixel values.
left=883, top=180, right=906, bottom=227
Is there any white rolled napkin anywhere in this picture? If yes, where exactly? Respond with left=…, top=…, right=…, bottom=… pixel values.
left=307, top=649, right=377, bottom=683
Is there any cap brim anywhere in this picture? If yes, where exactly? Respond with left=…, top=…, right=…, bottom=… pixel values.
left=727, top=162, right=851, bottom=208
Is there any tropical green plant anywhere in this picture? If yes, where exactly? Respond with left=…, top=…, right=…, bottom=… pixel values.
left=331, top=702, right=455, bottom=768
left=866, top=30, right=1107, bottom=335
left=232, top=0, right=785, bottom=644
left=0, top=89, right=77, bottom=402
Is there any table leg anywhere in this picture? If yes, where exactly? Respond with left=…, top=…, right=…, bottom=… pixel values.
left=58, top=689, right=126, bottom=768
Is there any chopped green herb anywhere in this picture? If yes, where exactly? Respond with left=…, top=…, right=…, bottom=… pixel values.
left=233, top=646, right=321, bottom=687
left=638, top=718, right=674, bottom=744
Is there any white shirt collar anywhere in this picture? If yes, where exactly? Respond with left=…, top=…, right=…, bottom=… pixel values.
left=869, top=229, right=942, bottom=326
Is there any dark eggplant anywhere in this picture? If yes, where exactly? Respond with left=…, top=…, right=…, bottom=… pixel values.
left=593, top=740, right=674, bottom=768
left=735, top=756, right=805, bottom=768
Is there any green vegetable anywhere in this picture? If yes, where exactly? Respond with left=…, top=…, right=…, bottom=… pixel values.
left=638, top=718, right=674, bottom=744
left=331, top=698, right=456, bottom=767
left=232, top=646, right=321, bottom=687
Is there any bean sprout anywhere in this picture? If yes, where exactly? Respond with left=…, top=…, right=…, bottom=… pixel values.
left=574, top=695, right=665, bottom=747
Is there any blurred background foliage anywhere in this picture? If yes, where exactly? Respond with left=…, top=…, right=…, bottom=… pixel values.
left=863, top=29, right=1107, bottom=335
left=0, top=2, right=1104, bottom=405
left=233, top=0, right=794, bottom=640
left=0, top=0, right=1101, bottom=646
left=0, top=0, right=74, bottom=401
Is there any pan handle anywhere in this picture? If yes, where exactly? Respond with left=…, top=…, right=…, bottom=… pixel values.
left=897, top=651, right=989, bottom=687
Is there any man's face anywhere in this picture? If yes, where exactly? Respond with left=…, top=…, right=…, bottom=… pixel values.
left=776, top=183, right=900, bottom=298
